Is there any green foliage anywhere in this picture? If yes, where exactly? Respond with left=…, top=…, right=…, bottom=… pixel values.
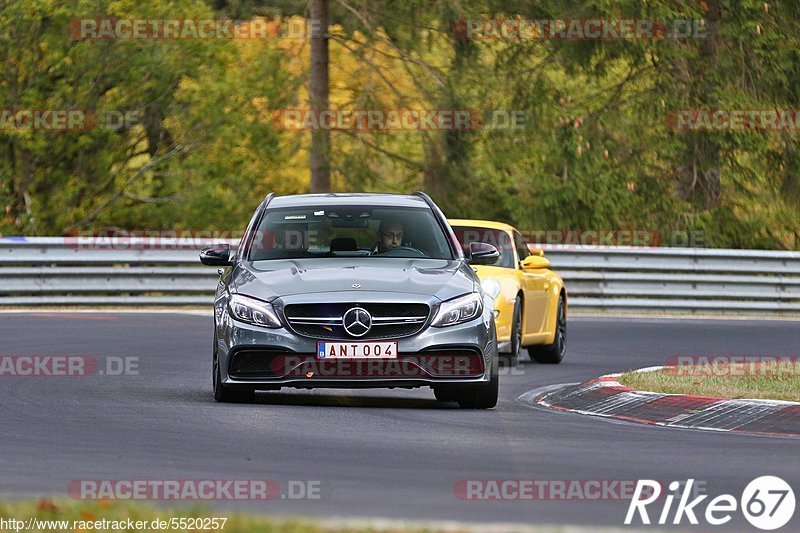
left=0, top=0, right=798, bottom=249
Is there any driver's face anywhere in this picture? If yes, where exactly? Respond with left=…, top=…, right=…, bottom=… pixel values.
left=379, top=222, right=403, bottom=252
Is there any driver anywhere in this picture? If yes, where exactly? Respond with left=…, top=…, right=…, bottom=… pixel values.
left=372, top=219, right=404, bottom=254
left=272, top=223, right=308, bottom=251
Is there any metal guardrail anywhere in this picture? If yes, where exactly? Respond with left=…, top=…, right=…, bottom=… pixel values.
left=0, top=237, right=222, bottom=306
left=540, top=245, right=800, bottom=315
left=1, top=237, right=799, bottom=315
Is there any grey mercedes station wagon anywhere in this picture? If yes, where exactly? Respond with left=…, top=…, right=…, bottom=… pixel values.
left=200, top=192, right=501, bottom=408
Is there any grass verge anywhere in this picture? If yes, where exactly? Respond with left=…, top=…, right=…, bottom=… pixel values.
left=618, top=361, right=800, bottom=402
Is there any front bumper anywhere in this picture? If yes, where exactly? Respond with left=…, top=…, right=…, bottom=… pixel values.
left=215, top=297, right=497, bottom=390
left=493, top=297, right=516, bottom=353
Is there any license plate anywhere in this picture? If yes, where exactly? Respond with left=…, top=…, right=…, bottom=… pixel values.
left=316, top=341, right=398, bottom=359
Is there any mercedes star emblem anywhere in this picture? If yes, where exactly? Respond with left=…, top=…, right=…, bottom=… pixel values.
left=342, top=307, right=372, bottom=337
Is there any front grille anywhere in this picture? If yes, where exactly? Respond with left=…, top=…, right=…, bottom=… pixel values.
left=283, top=302, right=430, bottom=340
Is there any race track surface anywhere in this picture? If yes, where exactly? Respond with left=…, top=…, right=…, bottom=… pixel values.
left=1, top=313, right=798, bottom=530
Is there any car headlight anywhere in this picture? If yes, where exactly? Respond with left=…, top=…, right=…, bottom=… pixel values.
left=432, top=292, right=484, bottom=327
left=481, top=278, right=501, bottom=300
left=229, top=294, right=282, bottom=328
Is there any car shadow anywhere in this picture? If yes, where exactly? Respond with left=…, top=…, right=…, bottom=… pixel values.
left=163, top=387, right=454, bottom=408
left=250, top=391, right=454, bottom=409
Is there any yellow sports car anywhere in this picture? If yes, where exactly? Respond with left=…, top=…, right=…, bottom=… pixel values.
left=449, top=219, right=567, bottom=364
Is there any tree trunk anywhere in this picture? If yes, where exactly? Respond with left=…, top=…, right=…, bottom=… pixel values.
left=423, top=137, right=447, bottom=202
left=309, top=0, right=330, bottom=193
left=423, top=20, right=473, bottom=212
left=698, top=0, right=722, bottom=209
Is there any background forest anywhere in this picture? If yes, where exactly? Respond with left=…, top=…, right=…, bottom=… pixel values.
left=1, top=0, right=799, bottom=249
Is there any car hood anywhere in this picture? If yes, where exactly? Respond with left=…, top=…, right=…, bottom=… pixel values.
left=231, top=258, right=476, bottom=301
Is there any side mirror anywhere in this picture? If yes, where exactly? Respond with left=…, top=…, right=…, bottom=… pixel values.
left=468, top=242, right=499, bottom=265
left=520, top=255, right=550, bottom=270
left=200, top=244, right=232, bottom=266
left=529, top=247, right=545, bottom=257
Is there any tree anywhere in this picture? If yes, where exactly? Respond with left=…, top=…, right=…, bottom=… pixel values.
left=309, top=0, right=331, bottom=192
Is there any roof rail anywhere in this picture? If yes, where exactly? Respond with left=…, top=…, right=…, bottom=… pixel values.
left=263, top=192, right=276, bottom=206
left=412, top=191, right=434, bottom=208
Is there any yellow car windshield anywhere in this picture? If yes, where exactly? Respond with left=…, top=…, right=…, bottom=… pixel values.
left=451, top=226, right=515, bottom=268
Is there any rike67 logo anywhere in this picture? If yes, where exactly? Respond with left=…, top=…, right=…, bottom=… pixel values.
left=626, top=477, right=795, bottom=530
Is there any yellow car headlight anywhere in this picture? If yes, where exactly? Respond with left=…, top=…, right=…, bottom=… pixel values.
left=481, top=278, right=501, bottom=300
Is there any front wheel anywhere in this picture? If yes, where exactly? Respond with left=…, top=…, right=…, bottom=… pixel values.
left=213, top=352, right=255, bottom=403
left=432, top=386, right=458, bottom=403
left=527, top=294, right=566, bottom=364
left=455, top=358, right=499, bottom=409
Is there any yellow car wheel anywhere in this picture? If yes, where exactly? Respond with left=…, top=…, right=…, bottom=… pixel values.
left=528, top=294, right=566, bottom=364
left=506, top=296, right=522, bottom=366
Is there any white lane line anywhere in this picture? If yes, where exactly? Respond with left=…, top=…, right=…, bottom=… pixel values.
left=671, top=401, right=787, bottom=430
left=515, top=383, right=580, bottom=407
left=522, top=371, right=800, bottom=438
left=556, top=380, right=608, bottom=398
left=584, top=391, right=665, bottom=415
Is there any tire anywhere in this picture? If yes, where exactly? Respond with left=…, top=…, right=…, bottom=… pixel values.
left=528, top=293, right=566, bottom=364
left=433, top=386, right=458, bottom=403
left=213, top=351, right=255, bottom=403
left=502, top=296, right=523, bottom=367
left=454, top=357, right=499, bottom=409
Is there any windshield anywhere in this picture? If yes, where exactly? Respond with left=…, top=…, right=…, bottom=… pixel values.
left=451, top=226, right=515, bottom=269
left=247, top=205, right=454, bottom=261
